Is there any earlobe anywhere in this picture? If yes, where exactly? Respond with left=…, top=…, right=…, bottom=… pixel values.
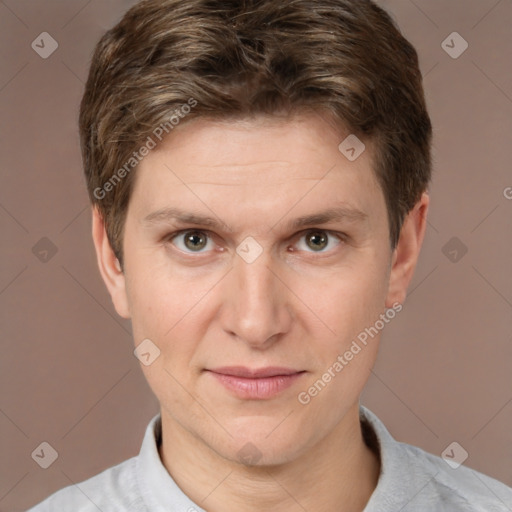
left=91, top=207, right=131, bottom=319
left=385, top=193, right=429, bottom=308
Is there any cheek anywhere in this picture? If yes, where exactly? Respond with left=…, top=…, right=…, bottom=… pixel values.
left=124, top=255, right=223, bottom=374
left=124, top=263, right=209, bottom=410
left=294, top=263, right=389, bottom=418
left=298, top=257, right=390, bottom=347
left=125, top=269, right=172, bottom=342
left=124, top=248, right=195, bottom=336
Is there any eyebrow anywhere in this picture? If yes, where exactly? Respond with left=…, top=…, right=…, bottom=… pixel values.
left=142, top=205, right=368, bottom=232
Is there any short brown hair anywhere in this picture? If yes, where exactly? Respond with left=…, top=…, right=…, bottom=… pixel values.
left=79, top=0, right=432, bottom=264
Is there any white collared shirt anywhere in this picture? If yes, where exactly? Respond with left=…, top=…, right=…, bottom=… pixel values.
left=27, top=406, right=512, bottom=511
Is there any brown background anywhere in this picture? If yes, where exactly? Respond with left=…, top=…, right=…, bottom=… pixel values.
left=1, top=0, right=511, bottom=510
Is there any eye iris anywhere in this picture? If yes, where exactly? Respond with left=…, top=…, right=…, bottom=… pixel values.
left=184, top=231, right=207, bottom=251
left=306, top=231, right=328, bottom=251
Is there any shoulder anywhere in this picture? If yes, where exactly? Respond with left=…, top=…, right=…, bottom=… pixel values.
left=26, top=456, right=146, bottom=512
left=360, top=406, right=512, bottom=512
left=391, top=439, right=512, bottom=511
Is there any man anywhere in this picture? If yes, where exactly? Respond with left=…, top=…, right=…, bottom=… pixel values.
left=28, top=0, right=512, bottom=510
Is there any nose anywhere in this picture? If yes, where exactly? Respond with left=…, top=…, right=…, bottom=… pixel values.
left=221, top=246, right=293, bottom=349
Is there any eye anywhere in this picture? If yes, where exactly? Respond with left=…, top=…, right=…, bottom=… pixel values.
left=166, top=228, right=344, bottom=256
left=170, top=230, right=214, bottom=253
left=294, top=230, right=342, bottom=253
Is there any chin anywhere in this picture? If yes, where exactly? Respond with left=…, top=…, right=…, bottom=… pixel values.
left=215, top=417, right=310, bottom=467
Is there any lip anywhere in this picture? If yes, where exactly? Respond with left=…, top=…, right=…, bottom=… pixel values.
left=209, top=366, right=302, bottom=378
left=206, top=366, right=306, bottom=400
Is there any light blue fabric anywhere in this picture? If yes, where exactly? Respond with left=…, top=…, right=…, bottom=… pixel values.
left=27, top=406, right=512, bottom=511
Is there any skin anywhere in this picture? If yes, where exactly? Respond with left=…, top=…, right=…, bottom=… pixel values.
left=92, top=113, right=428, bottom=512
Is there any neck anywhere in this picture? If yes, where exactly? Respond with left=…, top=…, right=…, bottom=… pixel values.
left=159, top=404, right=380, bottom=512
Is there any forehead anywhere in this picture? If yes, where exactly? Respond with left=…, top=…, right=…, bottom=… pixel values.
left=128, top=113, right=384, bottom=229
left=151, top=114, right=369, bottom=171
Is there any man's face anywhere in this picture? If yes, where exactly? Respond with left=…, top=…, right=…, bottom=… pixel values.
left=112, top=114, right=400, bottom=464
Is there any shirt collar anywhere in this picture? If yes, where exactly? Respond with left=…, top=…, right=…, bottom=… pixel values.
left=136, top=414, right=208, bottom=512
left=359, top=405, right=437, bottom=511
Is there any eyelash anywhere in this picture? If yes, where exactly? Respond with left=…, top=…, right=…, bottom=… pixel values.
left=164, top=229, right=347, bottom=259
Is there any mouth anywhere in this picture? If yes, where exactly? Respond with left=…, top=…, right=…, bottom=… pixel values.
left=205, top=366, right=306, bottom=400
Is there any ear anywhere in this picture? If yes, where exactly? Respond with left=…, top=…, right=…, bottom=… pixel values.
left=385, top=192, right=429, bottom=308
left=91, top=207, right=131, bottom=319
